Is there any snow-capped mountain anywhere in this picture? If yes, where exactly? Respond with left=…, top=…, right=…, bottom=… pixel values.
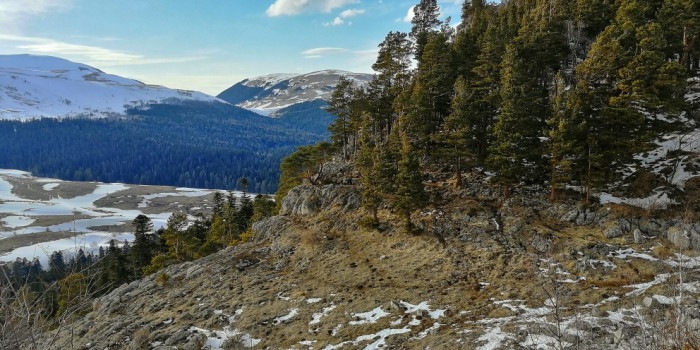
left=0, top=54, right=221, bottom=120
left=217, top=70, right=373, bottom=117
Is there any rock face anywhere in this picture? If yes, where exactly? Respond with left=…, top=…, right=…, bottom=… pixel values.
left=280, top=184, right=360, bottom=216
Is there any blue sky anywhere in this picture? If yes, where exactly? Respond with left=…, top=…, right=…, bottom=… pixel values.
left=0, top=0, right=462, bottom=95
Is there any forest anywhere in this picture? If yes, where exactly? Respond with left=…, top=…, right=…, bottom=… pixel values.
left=0, top=101, right=327, bottom=193
left=279, top=0, right=700, bottom=229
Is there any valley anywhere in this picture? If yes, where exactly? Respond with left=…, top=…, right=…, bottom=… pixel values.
left=0, top=168, right=224, bottom=264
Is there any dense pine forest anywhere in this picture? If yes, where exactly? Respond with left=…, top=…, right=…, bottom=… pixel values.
left=280, top=0, right=699, bottom=228
left=0, top=101, right=327, bottom=194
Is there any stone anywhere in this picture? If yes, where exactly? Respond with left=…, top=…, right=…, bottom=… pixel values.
left=531, top=234, right=550, bottom=253
left=633, top=229, right=646, bottom=244
left=667, top=226, right=691, bottom=250
left=280, top=185, right=360, bottom=216
left=604, top=227, right=624, bottom=239
left=643, top=296, right=659, bottom=308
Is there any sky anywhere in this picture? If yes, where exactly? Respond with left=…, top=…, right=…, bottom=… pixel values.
left=0, top=0, right=463, bottom=95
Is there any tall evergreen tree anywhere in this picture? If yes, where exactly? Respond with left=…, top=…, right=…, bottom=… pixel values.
left=410, top=0, right=442, bottom=62
left=546, top=72, right=578, bottom=201
left=327, top=76, right=356, bottom=159
left=394, top=134, right=427, bottom=232
left=404, top=31, right=455, bottom=150
left=130, top=214, right=154, bottom=277
left=487, top=41, right=549, bottom=195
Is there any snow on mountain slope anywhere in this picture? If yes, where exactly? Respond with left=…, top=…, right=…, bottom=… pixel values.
left=0, top=54, right=222, bottom=120
left=217, top=70, right=373, bottom=117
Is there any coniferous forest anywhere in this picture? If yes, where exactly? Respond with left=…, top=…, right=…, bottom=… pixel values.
left=0, top=101, right=327, bottom=194
left=285, top=0, right=700, bottom=228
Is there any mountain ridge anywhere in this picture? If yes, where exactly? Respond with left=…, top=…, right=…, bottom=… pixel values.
left=0, top=54, right=222, bottom=120
left=217, top=69, right=373, bottom=117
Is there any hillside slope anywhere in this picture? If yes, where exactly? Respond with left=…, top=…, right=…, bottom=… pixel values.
left=0, top=55, right=220, bottom=120
left=30, top=164, right=700, bottom=349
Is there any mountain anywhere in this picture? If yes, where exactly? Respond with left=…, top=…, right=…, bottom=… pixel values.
left=0, top=54, right=220, bottom=120
left=217, top=70, right=372, bottom=135
left=218, top=70, right=373, bottom=116
left=0, top=55, right=326, bottom=193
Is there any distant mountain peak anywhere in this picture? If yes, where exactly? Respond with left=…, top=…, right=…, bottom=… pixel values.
left=0, top=54, right=222, bottom=120
left=217, top=70, right=373, bottom=117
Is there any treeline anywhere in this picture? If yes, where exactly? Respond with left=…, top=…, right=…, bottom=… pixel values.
left=0, top=101, right=327, bottom=193
left=0, top=189, right=275, bottom=346
left=301, top=0, right=699, bottom=228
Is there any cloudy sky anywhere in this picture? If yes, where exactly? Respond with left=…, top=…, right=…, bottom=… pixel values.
left=0, top=0, right=462, bottom=95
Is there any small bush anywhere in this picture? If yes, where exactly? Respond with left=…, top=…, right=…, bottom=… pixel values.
left=155, top=273, right=170, bottom=286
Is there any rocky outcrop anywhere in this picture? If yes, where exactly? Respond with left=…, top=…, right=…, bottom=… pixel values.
left=279, top=184, right=360, bottom=216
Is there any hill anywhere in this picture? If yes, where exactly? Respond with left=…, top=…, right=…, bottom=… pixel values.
left=22, top=163, right=700, bottom=349
left=0, top=54, right=219, bottom=121
left=0, top=55, right=329, bottom=193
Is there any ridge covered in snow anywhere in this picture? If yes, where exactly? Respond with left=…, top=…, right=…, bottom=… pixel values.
left=217, top=69, right=373, bottom=117
left=0, top=54, right=222, bottom=120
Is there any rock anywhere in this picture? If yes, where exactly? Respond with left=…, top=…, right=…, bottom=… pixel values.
left=252, top=215, right=291, bottom=243
left=667, top=226, right=691, bottom=250
left=164, top=330, right=189, bottom=346
left=633, top=229, right=646, bottom=244
left=604, top=227, right=624, bottom=239
left=688, top=223, right=700, bottom=250
left=639, top=219, right=670, bottom=236
left=280, top=185, right=360, bottom=216
left=643, top=296, right=659, bottom=308
left=531, top=234, right=551, bottom=253
left=561, top=206, right=607, bottom=226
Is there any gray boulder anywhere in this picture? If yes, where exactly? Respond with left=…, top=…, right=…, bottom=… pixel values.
left=280, top=184, right=360, bottom=216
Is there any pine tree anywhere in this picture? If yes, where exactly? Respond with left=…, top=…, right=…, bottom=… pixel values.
left=394, top=134, right=427, bottom=232
left=658, top=0, right=700, bottom=71
left=546, top=72, right=579, bottom=201
left=327, top=76, right=356, bottom=159
left=130, top=214, right=154, bottom=277
left=404, top=31, right=455, bottom=151
left=161, top=212, right=198, bottom=263
left=441, top=76, right=475, bottom=188
left=410, top=0, right=442, bottom=62
left=370, top=31, right=414, bottom=138
left=487, top=41, right=549, bottom=195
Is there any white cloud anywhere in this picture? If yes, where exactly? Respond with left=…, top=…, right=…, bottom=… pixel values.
left=324, top=8, right=365, bottom=26
left=266, top=0, right=359, bottom=17
left=0, top=0, right=73, bottom=33
left=339, top=8, right=365, bottom=18
left=0, top=34, right=206, bottom=67
left=402, top=5, right=415, bottom=23
left=324, top=17, right=346, bottom=26
left=301, top=47, right=349, bottom=57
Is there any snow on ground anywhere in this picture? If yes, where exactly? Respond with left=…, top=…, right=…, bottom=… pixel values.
left=0, top=168, right=221, bottom=264
left=310, top=304, right=336, bottom=325
left=609, top=248, right=658, bottom=261
left=42, top=183, right=60, bottom=191
left=0, top=54, right=222, bottom=121
left=598, top=191, right=676, bottom=210
left=1, top=215, right=35, bottom=228
left=273, top=308, right=299, bottom=324
left=349, top=307, right=390, bottom=325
